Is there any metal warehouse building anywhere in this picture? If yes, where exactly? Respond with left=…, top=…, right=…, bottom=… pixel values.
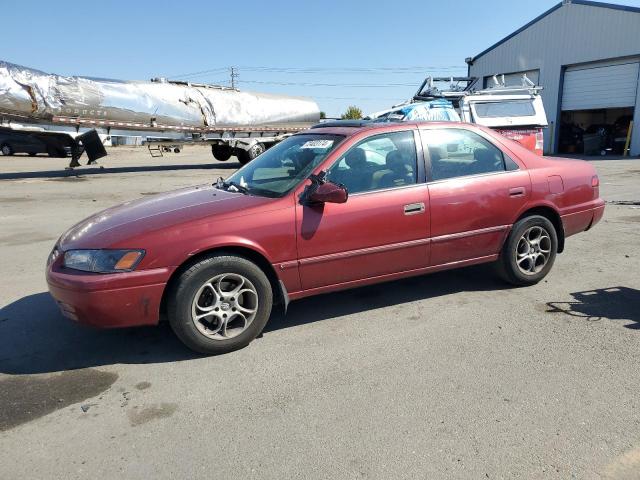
left=466, top=0, right=640, bottom=156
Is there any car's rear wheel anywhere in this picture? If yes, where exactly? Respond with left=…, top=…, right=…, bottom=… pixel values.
left=498, top=215, right=558, bottom=286
left=167, top=255, right=273, bottom=354
left=1, top=144, right=14, bottom=156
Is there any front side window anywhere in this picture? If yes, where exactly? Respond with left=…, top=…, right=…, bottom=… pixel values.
left=223, top=134, right=344, bottom=197
left=326, top=130, right=417, bottom=194
left=421, top=129, right=506, bottom=181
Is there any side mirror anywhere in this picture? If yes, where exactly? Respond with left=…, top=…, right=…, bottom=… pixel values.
left=306, top=181, right=348, bottom=205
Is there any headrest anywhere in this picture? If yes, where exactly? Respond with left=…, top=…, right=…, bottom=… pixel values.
left=385, top=150, right=403, bottom=168
left=345, top=148, right=366, bottom=168
left=429, top=146, right=445, bottom=162
left=474, top=148, right=495, bottom=164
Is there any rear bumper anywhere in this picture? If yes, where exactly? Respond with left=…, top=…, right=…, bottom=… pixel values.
left=46, top=265, right=172, bottom=328
left=591, top=201, right=605, bottom=228
left=561, top=199, right=605, bottom=237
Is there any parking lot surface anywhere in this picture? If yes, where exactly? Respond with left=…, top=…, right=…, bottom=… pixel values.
left=1, top=147, right=639, bottom=479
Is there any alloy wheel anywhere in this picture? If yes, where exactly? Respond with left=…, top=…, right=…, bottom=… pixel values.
left=191, top=273, right=259, bottom=340
left=515, top=225, right=552, bottom=275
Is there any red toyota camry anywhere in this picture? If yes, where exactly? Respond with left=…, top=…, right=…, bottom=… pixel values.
left=46, top=121, right=605, bottom=354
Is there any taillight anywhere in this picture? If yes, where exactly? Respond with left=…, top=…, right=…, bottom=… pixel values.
left=535, top=129, right=544, bottom=155
left=591, top=175, right=600, bottom=187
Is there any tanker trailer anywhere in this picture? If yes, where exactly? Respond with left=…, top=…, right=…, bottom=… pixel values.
left=0, top=60, right=320, bottom=165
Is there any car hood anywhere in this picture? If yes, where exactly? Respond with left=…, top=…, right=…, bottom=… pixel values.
left=58, top=184, right=278, bottom=250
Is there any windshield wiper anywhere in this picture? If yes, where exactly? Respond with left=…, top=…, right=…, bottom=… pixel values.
left=215, top=177, right=250, bottom=195
left=226, top=181, right=249, bottom=194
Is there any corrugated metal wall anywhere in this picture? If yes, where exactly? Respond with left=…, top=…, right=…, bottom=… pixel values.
left=467, top=2, right=640, bottom=155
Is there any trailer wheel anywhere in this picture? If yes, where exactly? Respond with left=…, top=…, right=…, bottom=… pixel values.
left=236, top=143, right=265, bottom=166
left=174, top=148, right=181, bottom=154
left=211, top=145, right=232, bottom=161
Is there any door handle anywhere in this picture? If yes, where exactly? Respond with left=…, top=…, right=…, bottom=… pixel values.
left=509, top=187, right=526, bottom=197
left=404, top=202, right=425, bottom=215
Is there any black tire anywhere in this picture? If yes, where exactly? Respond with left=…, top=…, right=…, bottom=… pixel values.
left=235, top=149, right=250, bottom=165
left=497, top=215, right=558, bottom=286
left=1, top=143, right=14, bottom=156
left=28, top=152, right=37, bottom=157
left=173, top=148, right=181, bottom=154
left=211, top=144, right=232, bottom=161
left=167, top=255, right=273, bottom=355
left=236, top=143, right=265, bottom=166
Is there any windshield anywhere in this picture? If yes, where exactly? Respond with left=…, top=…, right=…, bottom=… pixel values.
left=221, top=134, right=345, bottom=197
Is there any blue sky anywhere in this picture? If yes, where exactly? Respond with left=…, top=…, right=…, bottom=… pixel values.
left=4, top=0, right=639, bottom=116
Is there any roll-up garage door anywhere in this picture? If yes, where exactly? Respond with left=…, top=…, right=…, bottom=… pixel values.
left=561, top=61, right=639, bottom=111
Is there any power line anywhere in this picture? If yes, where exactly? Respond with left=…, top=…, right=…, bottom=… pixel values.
left=314, top=96, right=407, bottom=101
left=168, top=64, right=466, bottom=80
left=202, top=79, right=230, bottom=86
left=166, top=67, right=229, bottom=79
left=237, top=65, right=465, bottom=73
left=238, top=79, right=423, bottom=88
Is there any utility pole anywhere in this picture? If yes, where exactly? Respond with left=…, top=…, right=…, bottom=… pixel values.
left=230, top=66, right=239, bottom=89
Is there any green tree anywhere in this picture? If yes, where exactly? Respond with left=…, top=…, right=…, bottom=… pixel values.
left=341, top=105, right=363, bottom=120
left=319, top=111, right=326, bottom=119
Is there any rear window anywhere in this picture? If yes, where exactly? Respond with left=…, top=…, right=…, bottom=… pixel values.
left=474, top=100, right=536, bottom=118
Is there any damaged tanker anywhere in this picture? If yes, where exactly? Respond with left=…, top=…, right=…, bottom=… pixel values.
left=0, top=60, right=320, bottom=166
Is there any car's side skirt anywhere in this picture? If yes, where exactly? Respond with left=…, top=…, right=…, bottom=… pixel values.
left=287, top=253, right=500, bottom=301
left=288, top=225, right=509, bottom=268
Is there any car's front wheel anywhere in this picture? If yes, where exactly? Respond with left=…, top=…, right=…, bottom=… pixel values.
left=498, top=215, right=558, bottom=286
left=167, top=255, right=273, bottom=354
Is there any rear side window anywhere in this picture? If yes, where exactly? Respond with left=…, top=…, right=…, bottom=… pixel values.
left=421, top=129, right=508, bottom=181
left=474, top=100, right=536, bottom=118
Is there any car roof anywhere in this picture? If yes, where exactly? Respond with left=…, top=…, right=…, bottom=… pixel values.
left=310, top=120, right=374, bottom=129
left=305, top=120, right=476, bottom=136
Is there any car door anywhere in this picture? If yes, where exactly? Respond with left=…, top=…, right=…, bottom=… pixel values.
left=12, top=132, right=31, bottom=153
left=295, top=129, right=430, bottom=291
left=420, top=126, right=531, bottom=266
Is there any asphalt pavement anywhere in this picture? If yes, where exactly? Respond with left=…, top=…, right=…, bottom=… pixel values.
left=1, top=147, right=639, bottom=479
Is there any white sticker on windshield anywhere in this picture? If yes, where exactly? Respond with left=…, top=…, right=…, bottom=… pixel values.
left=301, top=139, right=334, bottom=149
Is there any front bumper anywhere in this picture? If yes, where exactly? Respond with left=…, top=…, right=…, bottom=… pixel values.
left=46, top=262, right=173, bottom=328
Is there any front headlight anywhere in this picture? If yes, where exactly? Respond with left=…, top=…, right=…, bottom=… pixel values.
left=63, top=249, right=145, bottom=273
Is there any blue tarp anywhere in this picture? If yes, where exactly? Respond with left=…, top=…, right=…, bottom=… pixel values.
left=377, top=99, right=461, bottom=122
